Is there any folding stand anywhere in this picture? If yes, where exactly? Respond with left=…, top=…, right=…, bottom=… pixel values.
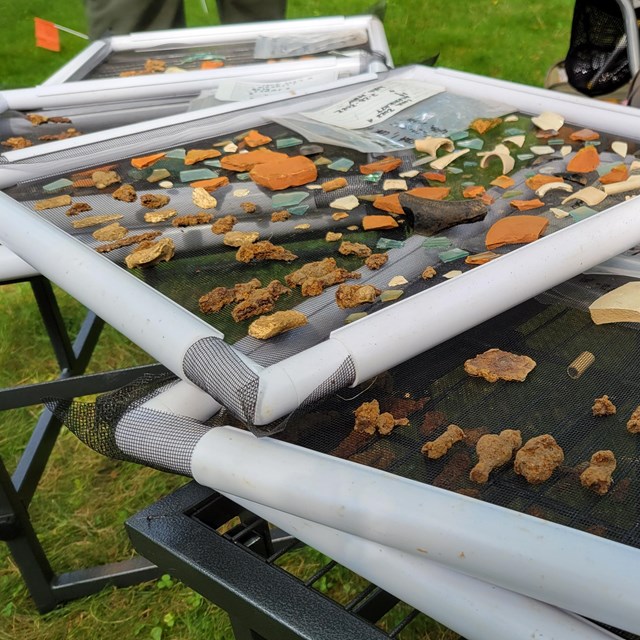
left=0, top=273, right=165, bottom=612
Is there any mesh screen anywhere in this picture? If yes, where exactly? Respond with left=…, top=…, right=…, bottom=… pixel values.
left=278, top=279, right=640, bottom=552
left=565, top=0, right=639, bottom=96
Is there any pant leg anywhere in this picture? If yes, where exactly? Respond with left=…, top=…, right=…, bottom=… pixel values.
left=84, top=0, right=186, bottom=39
left=215, top=0, right=286, bottom=24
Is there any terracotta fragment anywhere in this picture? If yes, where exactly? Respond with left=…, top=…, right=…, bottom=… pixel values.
left=599, top=164, right=628, bottom=185
left=322, top=177, right=348, bottom=192
left=464, top=348, right=536, bottom=382
left=566, top=146, right=600, bottom=173
left=211, top=215, right=238, bottom=234
left=359, top=156, right=402, bottom=174
left=243, top=130, right=272, bottom=147
left=509, top=199, right=545, bottom=211
left=190, top=177, right=229, bottom=191
left=408, top=186, right=451, bottom=201
left=236, top=241, right=297, bottom=263
left=335, top=284, right=381, bottom=308
left=131, top=153, right=166, bottom=169
left=71, top=214, right=123, bottom=229
left=171, top=213, right=213, bottom=227
left=92, top=222, right=128, bottom=242
left=485, top=215, right=548, bottom=249
left=514, top=435, right=564, bottom=484
left=338, top=241, right=372, bottom=258
left=365, top=253, right=389, bottom=270
left=34, top=195, right=72, bottom=211
left=248, top=310, right=308, bottom=340
left=490, top=175, right=515, bottom=189
left=580, top=450, right=616, bottom=495
left=125, top=238, right=175, bottom=268
left=465, top=251, right=499, bottom=265
left=592, top=395, right=616, bottom=416
left=223, top=231, right=259, bottom=247
left=524, top=174, right=564, bottom=191
left=570, top=128, right=599, bottom=142
left=112, top=184, right=137, bottom=202
left=422, top=172, right=447, bottom=183
left=362, top=215, right=399, bottom=231
left=469, top=117, right=502, bottom=134
left=95, top=231, right=161, bottom=253
left=421, top=425, right=465, bottom=459
left=141, top=194, right=170, bottom=209
left=144, top=209, right=177, bottom=223
left=373, top=193, right=403, bottom=214
left=221, top=149, right=287, bottom=172
left=66, top=202, right=92, bottom=216
left=184, top=149, right=222, bottom=165
left=92, top=171, right=121, bottom=189
left=250, top=155, right=317, bottom=190
left=201, top=60, right=224, bottom=70
left=462, top=185, right=485, bottom=198
left=470, top=429, right=522, bottom=484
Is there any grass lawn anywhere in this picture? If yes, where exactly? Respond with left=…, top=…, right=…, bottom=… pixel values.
left=0, top=1, right=574, bottom=639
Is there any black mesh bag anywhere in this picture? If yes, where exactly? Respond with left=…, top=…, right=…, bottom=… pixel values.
left=565, top=0, right=640, bottom=96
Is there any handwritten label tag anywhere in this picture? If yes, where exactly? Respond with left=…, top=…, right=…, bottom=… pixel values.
left=215, top=70, right=339, bottom=102
left=302, top=80, right=445, bottom=130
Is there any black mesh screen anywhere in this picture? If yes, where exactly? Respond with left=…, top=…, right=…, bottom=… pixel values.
left=565, top=0, right=640, bottom=96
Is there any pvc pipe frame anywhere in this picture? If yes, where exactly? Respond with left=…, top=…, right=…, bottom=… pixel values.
left=4, top=66, right=640, bottom=425
left=0, top=245, right=38, bottom=281
left=129, top=383, right=623, bottom=640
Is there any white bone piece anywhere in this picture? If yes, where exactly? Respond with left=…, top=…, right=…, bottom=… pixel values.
left=399, top=170, right=419, bottom=178
left=330, top=195, right=360, bottom=210
left=531, top=111, right=564, bottom=131
left=415, top=136, right=454, bottom=155
left=504, top=115, right=519, bottom=122
left=561, top=186, right=607, bottom=206
left=383, top=179, right=407, bottom=191
left=536, top=182, right=574, bottom=197
left=479, top=149, right=514, bottom=174
left=530, top=145, right=555, bottom=156
left=611, top=141, right=628, bottom=158
left=502, top=135, right=526, bottom=148
left=388, top=275, right=409, bottom=287
left=430, top=149, right=469, bottom=170
left=550, top=208, right=570, bottom=219
left=602, top=175, right=640, bottom=195
left=560, top=145, right=572, bottom=157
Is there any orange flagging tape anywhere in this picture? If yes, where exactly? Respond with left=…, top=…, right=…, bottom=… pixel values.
left=34, top=18, right=60, bottom=52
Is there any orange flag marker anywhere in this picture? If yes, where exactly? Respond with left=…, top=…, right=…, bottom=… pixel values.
left=34, top=18, right=60, bottom=52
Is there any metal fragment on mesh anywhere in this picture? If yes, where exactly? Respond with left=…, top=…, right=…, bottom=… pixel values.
left=567, top=351, right=595, bottom=379
left=92, top=170, right=121, bottom=189
left=144, top=209, right=177, bottom=223
left=464, top=348, right=536, bottom=382
left=71, top=214, right=124, bottom=229
left=192, top=187, right=218, bottom=209
left=223, top=231, right=259, bottom=247
left=34, top=194, right=72, bottom=211
left=92, top=222, right=128, bottom=242
left=248, top=310, right=308, bottom=340
left=125, top=238, right=175, bottom=269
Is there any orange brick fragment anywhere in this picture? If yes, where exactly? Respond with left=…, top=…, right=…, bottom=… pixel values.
left=480, top=193, right=495, bottom=206
left=72, top=178, right=95, bottom=188
left=469, top=117, right=502, bottom=134
left=185, top=149, right=222, bottom=165
left=407, top=186, right=450, bottom=201
left=201, top=60, right=224, bottom=70
left=71, top=164, right=118, bottom=180
left=599, top=164, right=628, bottom=185
left=570, top=128, right=599, bottom=142
left=509, top=199, right=545, bottom=211
left=250, top=155, right=317, bottom=190
left=322, top=177, right=348, bottom=192
left=525, top=174, right=564, bottom=191
left=491, top=175, right=515, bottom=189
left=360, top=156, right=402, bottom=175
left=244, top=130, right=272, bottom=148
left=190, top=176, right=230, bottom=191
left=373, top=193, right=403, bottom=214
left=221, top=149, right=287, bottom=172
left=362, top=215, right=399, bottom=231
left=486, top=215, right=549, bottom=250
left=462, top=185, right=485, bottom=198
left=131, top=152, right=166, bottom=169
left=422, top=172, right=447, bottom=183
left=567, top=146, right=600, bottom=173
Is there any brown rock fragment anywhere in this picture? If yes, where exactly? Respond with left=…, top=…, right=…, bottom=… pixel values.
left=250, top=155, right=317, bottom=190
left=34, top=194, right=72, bottom=211
left=95, top=231, right=161, bottom=253
left=92, top=170, right=121, bottom=189
left=338, top=241, right=372, bottom=258
left=514, top=435, right=564, bottom=484
left=626, top=405, right=640, bottom=433
left=353, top=399, right=409, bottom=436
left=236, top=241, right=297, bottom=263
left=65, top=202, right=92, bottom=216
left=124, top=238, right=175, bottom=268
left=223, top=231, right=259, bottom=247
left=421, top=266, right=437, bottom=279
left=211, top=215, right=238, bottom=234
left=231, top=281, right=291, bottom=322
left=248, top=310, right=308, bottom=339
left=592, top=395, right=616, bottom=416
left=141, top=194, right=170, bottom=209
left=464, top=348, right=536, bottom=382
left=171, top=213, right=213, bottom=227
left=335, top=283, right=380, bottom=309
left=365, top=253, right=388, bottom=270
left=112, top=184, right=137, bottom=202
left=271, top=210, right=290, bottom=222
left=1, top=136, right=32, bottom=149
left=421, top=424, right=465, bottom=459
left=92, top=222, right=128, bottom=242
left=580, top=450, right=616, bottom=495
left=470, top=429, right=522, bottom=484
left=144, top=209, right=177, bottom=223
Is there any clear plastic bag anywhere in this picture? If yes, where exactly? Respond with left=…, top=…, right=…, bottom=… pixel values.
left=253, top=30, right=369, bottom=59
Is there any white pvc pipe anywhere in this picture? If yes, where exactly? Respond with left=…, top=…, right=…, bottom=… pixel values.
left=191, top=427, right=640, bottom=634
left=0, top=244, right=38, bottom=281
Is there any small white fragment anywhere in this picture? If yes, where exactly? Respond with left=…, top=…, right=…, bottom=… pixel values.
left=306, top=184, right=322, bottom=190
left=536, top=182, right=573, bottom=197
left=430, top=149, right=469, bottom=170
left=415, top=136, right=454, bottom=155
left=164, top=66, right=187, bottom=73
left=504, top=115, right=519, bottom=122
left=399, top=169, right=419, bottom=178
left=388, top=275, right=408, bottom=287
left=602, top=175, right=640, bottom=195
left=531, top=111, right=564, bottom=131
left=479, top=148, right=514, bottom=174
left=443, top=270, right=462, bottom=279
left=412, top=155, right=435, bottom=167
left=223, top=142, right=238, bottom=153
left=530, top=145, right=555, bottom=156
left=192, top=187, right=217, bottom=209
left=502, top=135, right=526, bottom=148
left=611, top=141, right=628, bottom=158
left=330, top=195, right=360, bottom=210
left=550, top=208, right=570, bottom=219
left=158, top=180, right=173, bottom=188
left=561, top=186, right=607, bottom=206
left=294, top=223, right=311, bottom=230
left=383, top=179, right=408, bottom=191
left=560, top=146, right=572, bottom=157
left=630, top=160, right=640, bottom=172
left=233, top=189, right=250, bottom=197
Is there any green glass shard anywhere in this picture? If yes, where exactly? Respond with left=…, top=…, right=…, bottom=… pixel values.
left=364, top=171, right=383, bottom=183
left=288, top=205, right=310, bottom=216
left=179, top=168, right=217, bottom=182
left=147, top=169, right=171, bottom=183
left=585, top=141, right=601, bottom=146
left=272, top=192, right=309, bottom=208
left=422, top=237, right=451, bottom=249
left=438, top=248, right=469, bottom=263
left=463, top=161, right=479, bottom=168
left=502, top=190, right=523, bottom=199
left=570, top=206, right=597, bottom=221
left=504, top=128, right=525, bottom=136
left=449, top=130, right=469, bottom=141
left=165, top=148, right=186, bottom=159
left=182, top=53, right=225, bottom=63
left=447, top=167, right=463, bottom=174
left=596, top=163, right=618, bottom=177
left=457, top=138, right=484, bottom=150
left=276, top=137, right=303, bottom=149
left=203, top=159, right=221, bottom=168
left=376, top=238, right=405, bottom=249
left=461, top=181, right=476, bottom=187
left=314, top=157, right=332, bottom=166
left=328, top=158, right=355, bottom=172
left=43, top=178, right=73, bottom=192
left=345, top=312, right=368, bottom=323
left=380, top=290, right=404, bottom=302
left=236, top=172, right=251, bottom=181
left=548, top=138, right=565, bottom=146
left=516, top=153, right=535, bottom=161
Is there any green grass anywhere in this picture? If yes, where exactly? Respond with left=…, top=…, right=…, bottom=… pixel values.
left=0, top=2, right=574, bottom=639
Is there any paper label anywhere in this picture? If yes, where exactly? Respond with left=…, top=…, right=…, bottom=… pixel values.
left=215, top=71, right=339, bottom=102
left=302, top=80, right=445, bottom=130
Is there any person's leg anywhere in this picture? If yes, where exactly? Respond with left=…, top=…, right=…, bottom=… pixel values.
left=215, top=0, right=286, bottom=24
left=84, top=0, right=186, bottom=39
